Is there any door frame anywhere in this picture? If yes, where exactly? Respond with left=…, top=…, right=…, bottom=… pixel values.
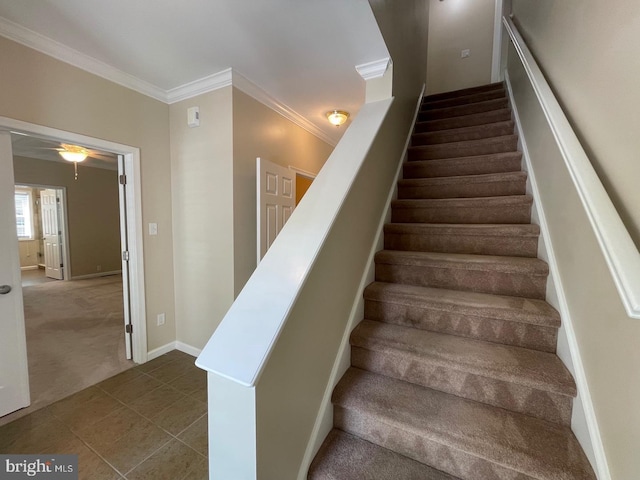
left=1, top=116, right=148, bottom=364
left=16, top=184, right=70, bottom=280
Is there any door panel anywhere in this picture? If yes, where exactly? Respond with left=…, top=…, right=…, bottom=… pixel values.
left=257, top=157, right=296, bottom=262
left=40, top=189, right=63, bottom=280
left=0, top=131, right=31, bottom=417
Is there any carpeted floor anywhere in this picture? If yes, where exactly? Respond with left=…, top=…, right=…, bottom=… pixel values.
left=0, top=272, right=134, bottom=426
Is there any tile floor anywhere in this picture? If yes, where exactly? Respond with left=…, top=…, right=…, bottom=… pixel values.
left=0, top=350, right=208, bottom=480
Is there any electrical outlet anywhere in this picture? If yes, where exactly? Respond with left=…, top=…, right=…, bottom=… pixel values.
left=97, top=265, right=102, bottom=272
left=157, top=313, right=166, bottom=326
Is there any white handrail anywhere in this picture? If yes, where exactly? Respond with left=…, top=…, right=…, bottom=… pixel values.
left=503, top=16, right=640, bottom=319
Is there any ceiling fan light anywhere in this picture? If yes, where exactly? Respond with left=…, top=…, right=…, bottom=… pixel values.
left=59, top=146, right=88, bottom=162
left=326, top=110, right=350, bottom=127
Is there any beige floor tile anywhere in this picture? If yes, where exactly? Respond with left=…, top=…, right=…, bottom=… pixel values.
left=178, top=414, right=208, bottom=457
left=47, top=387, right=105, bottom=418
left=101, top=373, right=163, bottom=405
left=74, top=406, right=146, bottom=451
left=127, top=384, right=185, bottom=415
left=98, top=419, right=171, bottom=475
left=144, top=359, right=195, bottom=384
left=0, top=416, right=75, bottom=453
left=150, top=396, right=207, bottom=436
left=53, top=391, right=122, bottom=431
left=134, top=355, right=177, bottom=374
left=51, top=435, right=122, bottom=480
left=0, top=407, right=54, bottom=447
left=190, top=385, right=208, bottom=403
left=181, top=456, right=209, bottom=480
left=126, top=439, right=203, bottom=480
left=97, top=369, right=144, bottom=392
left=168, top=368, right=207, bottom=395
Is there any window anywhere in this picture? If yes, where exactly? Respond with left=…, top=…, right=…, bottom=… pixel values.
left=15, top=189, right=34, bottom=240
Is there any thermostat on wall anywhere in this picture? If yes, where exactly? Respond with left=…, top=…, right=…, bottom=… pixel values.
left=187, top=106, right=200, bottom=128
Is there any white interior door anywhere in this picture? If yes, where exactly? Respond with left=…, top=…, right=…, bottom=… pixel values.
left=257, top=157, right=296, bottom=262
left=40, top=189, right=63, bottom=280
left=0, top=131, right=31, bottom=417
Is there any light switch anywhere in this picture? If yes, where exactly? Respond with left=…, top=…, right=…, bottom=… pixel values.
left=187, top=106, right=200, bottom=127
left=149, top=223, right=158, bottom=236
left=461, top=49, right=471, bottom=58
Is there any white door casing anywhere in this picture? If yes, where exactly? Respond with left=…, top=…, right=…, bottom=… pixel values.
left=118, top=155, right=133, bottom=360
left=40, top=189, right=63, bottom=280
left=257, top=157, right=296, bottom=262
left=0, top=130, right=31, bottom=417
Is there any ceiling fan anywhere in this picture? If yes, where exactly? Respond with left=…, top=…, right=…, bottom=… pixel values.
left=32, top=142, right=116, bottom=180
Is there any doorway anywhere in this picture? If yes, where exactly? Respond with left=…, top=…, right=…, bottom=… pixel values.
left=0, top=117, right=147, bottom=422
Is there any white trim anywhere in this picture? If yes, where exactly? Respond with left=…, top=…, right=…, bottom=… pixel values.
left=355, top=58, right=392, bottom=80
left=176, top=341, right=202, bottom=358
left=166, top=68, right=233, bottom=104
left=70, top=270, right=122, bottom=280
left=491, top=0, right=504, bottom=82
left=505, top=70, right=610, bottom=480
left=288, top=166, right=317, bottom=179
left=0, top=17, right=166, bottom=102
left=0, top=116, right=148, bottom=364
left=147, top=341, right=201, bottom=360
left=20, top=265, right=38, bottom=271
left=503, top=17, right=640, bottom=320
left=232, top=71, right=337, bottom=147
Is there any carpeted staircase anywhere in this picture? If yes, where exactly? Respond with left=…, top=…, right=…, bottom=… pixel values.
left=309, top=83, right=597, bottom=479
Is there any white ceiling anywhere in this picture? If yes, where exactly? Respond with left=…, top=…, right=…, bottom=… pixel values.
left=0, top=0, right=390, bottom=144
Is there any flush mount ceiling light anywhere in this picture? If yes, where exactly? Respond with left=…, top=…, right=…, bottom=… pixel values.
left=326, top=110, right=350, bottom=127
left=58, top=144, right=89, bottom=180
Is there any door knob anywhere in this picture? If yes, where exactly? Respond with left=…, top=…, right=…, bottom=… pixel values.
left=0, top=285, right=11, bottom=294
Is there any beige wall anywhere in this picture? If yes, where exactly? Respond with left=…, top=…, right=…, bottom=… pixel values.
left=231, top=88, right=333, bottom=296
left=426, top=0, right=495, bottom=95
left=170, top=87, right=235, bottom=351
left=507, top=42, right=640, bottom=479
left=14, top=157, right=120, bottom=276
left=0, top=36, right=175, bottom=352
left=511, top=0, right=640, bottom=249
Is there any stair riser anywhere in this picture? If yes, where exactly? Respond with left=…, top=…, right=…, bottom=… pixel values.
left=384, top=232, right=538, bottom=257
left=410, top=136, right=518, bottom=159
left=334, top=406, right=538, bottom=480
left=424, top=83, right=505, bottom=102
left=391, top=204, right=532, bottom=224
left=351, top=347, right=571, bottom=425
left=415, top=109, right=512, bottom=133
left=398, top=179, right=526, bottom=199
left=375, top=263, right=547, bottom=299
left=404, top=155, right=522, bottom=177
left=419, top=99, right=509, bottom=122
left=412, top=122, right=514, bottom=145
left=422, top=90, right=506, bottom=110
left=364, top=299, right=557, bottom=352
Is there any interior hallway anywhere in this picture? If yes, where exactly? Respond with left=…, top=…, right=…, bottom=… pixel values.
left=0, top=350, right=208, bottom=480
left=1, top=271, right=133, bottom=426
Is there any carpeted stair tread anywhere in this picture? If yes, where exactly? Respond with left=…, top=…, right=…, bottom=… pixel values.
left=391, top=195, right=533, bottom=224
left=333, top=368, right=596, bottom=480
left=414, top=109, right=513, bottom=133
left=375, top=250, right=548, bottom=298
left=421, top=89, right=506, bottom=111
left=398, top=171, right=526, bottom=199
left=419, top=98, right=509, bottom=122
left=410, top=135, right=518, bottom=159
left=404, top=152, right=523, bottom=177
left=383, top=222, right=539, bottom=256
left=423, top=82, right=505, bottom=102
left=351, top=320, right=576, bottom=397
left=308, top=429, right=461, bottom=480
left=364, top=282, right=559, bottom=328
left=412, top=121, right=514, bottom=145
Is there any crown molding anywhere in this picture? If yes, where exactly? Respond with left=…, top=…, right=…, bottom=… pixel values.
left=166, top=68, right=233, bottom=104
left=0, top=16, right=167, bottom=102
left=355, top=57, right=391, bottom=80
left=0, top=16, right=336, bottom=145
left=232, top=71, right=336, bottom=146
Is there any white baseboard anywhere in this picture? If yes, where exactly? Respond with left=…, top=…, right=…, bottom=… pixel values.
left=146, top=341, right=201, bottom=361
left=71, top=270, right=122, bottom=280
left=20, top=265, right=39, bottom=271
left=505, top=71, right=609, bottom=480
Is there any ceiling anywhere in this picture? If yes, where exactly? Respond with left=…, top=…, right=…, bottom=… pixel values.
left=0, top=0, right=390, bottom=145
